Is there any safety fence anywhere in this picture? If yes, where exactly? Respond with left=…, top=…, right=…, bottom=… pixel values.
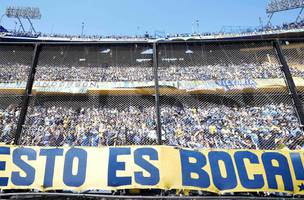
left=0, top=39, right=303, bottom=150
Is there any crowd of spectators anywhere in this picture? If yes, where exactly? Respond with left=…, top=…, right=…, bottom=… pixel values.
left=1, top=103, right=302, bottom=150
left=162, top=103, right=303, bottom=150
left=165, top=21, right=304, bottom=38
left=21, top=106, right=157, bottom=147
left=262, top=20, right=304, bottom=32
left=34, top=65, right=154, bottom=82
left=159, top=63, right=302, bottom=81
left=0, top=63, right=304, bottom=83
left=0, top=105, right=20, bottom=143
left=0, top=64, right=30, bottom=82
left=0, top=58, right=303, bottom=150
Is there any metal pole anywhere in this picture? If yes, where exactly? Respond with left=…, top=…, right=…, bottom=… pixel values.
left=273, top=39, right=304, bottom=127
left=81, top=22, right=84, bottom=36
left=14, top=43, right=41, bottom=145
left=296, top=7, right=304, bottom=22
left=26, top=17, right=37, bottom=33
left=267, top=13, right=274, bottom=27
left=153, top=42, right=162, bottom=145
left=196, top=19, right=199, bottom=34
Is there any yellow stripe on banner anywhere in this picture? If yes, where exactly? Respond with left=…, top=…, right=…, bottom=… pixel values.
left=0, top=145, right=303, bottom=195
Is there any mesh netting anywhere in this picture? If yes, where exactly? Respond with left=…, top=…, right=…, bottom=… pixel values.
left=280, top=40, right=304, bottom=88
left=280, top=40, right=304, bottom=149
left=279, top=40, right=304, bottom=78
left=20, top=43, right=157, bottom=146
left=1, top=40, right=303, bottom=149
left=0, top=44, right=33, bottom=144
left=158, top=41, right=302, bottom=150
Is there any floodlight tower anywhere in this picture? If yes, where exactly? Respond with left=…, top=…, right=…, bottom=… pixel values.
left=5, top=6, right=41, bottom=33
left=191, top=19, right=200, bottom=35
left=266, top=0, right=304, bottom=26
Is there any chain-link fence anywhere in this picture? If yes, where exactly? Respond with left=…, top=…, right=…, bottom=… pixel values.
left=20, top=43, right=157, bottom=147
left=157, top=41, right=302, bottom=150
left=280, top=39, right=304, bottom=93
left=0, top=44, right=34, bottom=144
left=280, top=39, right=304, bottom=149
left=0, top=40, right=304, bottom=149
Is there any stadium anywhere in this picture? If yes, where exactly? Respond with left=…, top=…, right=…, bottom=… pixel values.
left=1, top=0, right=304, bottom=199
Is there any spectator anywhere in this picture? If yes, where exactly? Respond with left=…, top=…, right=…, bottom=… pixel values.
left=0, top=103, right=298, bottom=150
left=0, top=62, right=303, bottom=83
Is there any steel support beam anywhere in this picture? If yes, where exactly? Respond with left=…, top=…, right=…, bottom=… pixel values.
left=14, top=43, right=41, bottom=144
left=16, top=16, right=25, bottom=32
left=153, top=42, right=162, bottom=145
left=296, top=7, right=304, bottom=22
left=26, top=17, right=37, bottom=33
left=267, top=13, right=274, bottom=27
left=273, top=39, right=304, bottom=128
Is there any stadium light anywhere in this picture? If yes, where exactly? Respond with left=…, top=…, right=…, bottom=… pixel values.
left=4, top=6, right=41, bottom=33
left=266, top=0, right=304, bottom=25
left=266, top=0, right=304, bottom=13
left=5, top=6, right=41, bottom=19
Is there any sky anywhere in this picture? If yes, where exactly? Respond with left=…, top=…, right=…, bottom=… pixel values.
left=0, top=0, right=302, bottom=36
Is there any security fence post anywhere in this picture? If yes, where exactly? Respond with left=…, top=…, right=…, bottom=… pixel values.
left=153, top=42, right=162, bottom=145
left=273, top=39, right=304, bottom=127
left=14, top=43, right=41, bottom=145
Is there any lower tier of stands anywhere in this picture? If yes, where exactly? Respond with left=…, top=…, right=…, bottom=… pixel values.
left=0, top=94, right=302, bottom=150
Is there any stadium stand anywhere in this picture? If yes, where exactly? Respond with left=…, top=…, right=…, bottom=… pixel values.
left=2, top=1, right=304, bottom=198
left=7, top=101, right=298, bottom=150
left=1, top=35, right=304, bottom=199
left=2, top=20, right=304, bottom=42
left=0, top=40, right=303, bottom=152
left=0, top=63, right=298, bottom=83
left=0, top=62, right=303, bottom=82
